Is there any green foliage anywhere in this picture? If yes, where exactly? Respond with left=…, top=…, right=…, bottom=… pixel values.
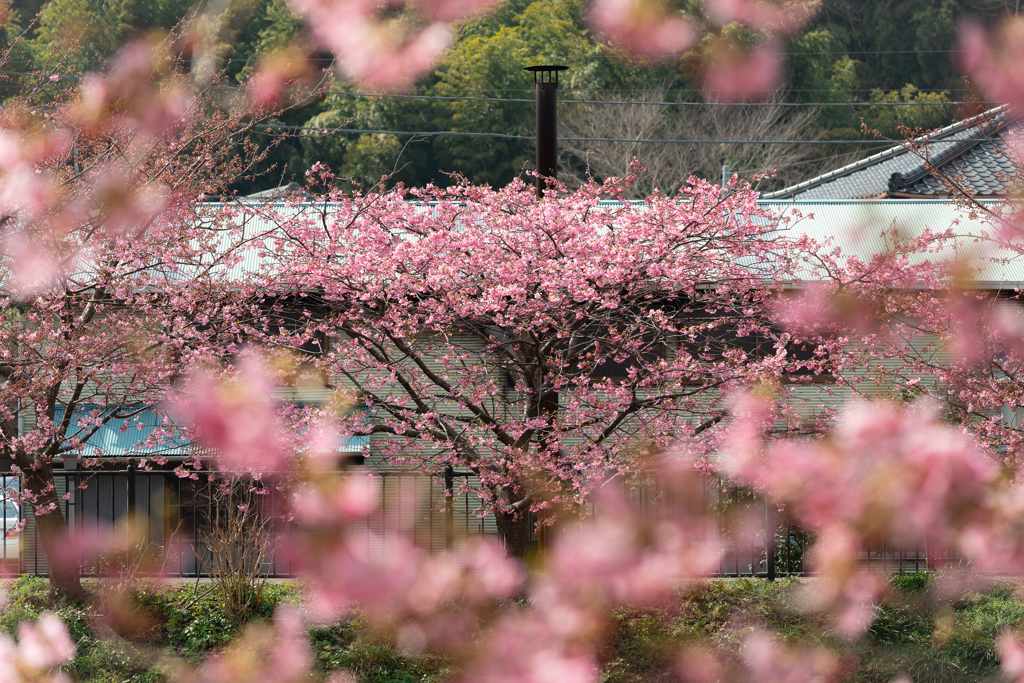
left=227, top=0, right=305, bottom=84
left=862, top=85, right=952, bottom=138
left=601, top=609, right=679, bottom=683
left=868, top=603, right=933, bottom=646
left=0, top=577, right=164, bottom=682
left=60, top=603, right=167, bottom=683
left=0, top=576, right=50, bottom=636
left=161, top=588, right=237, bottom=657
left=3, top=577, right=1024, bottom=682
left=156, top=582, right=291, bottom=658
left=891, top=572, right=932, bottom=595
left=309, top=622, right=454, bottom=683
left=65, top=639, right=167, bottom=683
left=12, top=0, right=1021, bottom=194
left=29, top=0, right=193, bottom=67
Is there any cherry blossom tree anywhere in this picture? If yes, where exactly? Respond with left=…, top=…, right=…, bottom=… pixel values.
left=226, top=169, right=833, bottom=556
left=0, top=32, right=311, bottom=595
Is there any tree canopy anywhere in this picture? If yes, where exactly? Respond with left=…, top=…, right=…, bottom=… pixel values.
left=1, top=0, right=1010, bottom=194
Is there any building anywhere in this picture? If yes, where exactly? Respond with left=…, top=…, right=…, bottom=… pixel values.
left=14, top=186, right=1024, bottom=576
left=763, top=106, right=1021, bottom=200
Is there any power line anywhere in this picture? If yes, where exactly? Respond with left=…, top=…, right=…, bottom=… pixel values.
left=8, top=70, right=980, bottom=107
left=319, top=88, right=990, bottom=107
left=0, top=70, right=981, bottom=94
left=0, top=48, right=989, bottom=61
left=484, top=87, right=982, bottom=93
left=256, top=123, right=1000, bottom=144
left=478, top=49, right=976, bottom=58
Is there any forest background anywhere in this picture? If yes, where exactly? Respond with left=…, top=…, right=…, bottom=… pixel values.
left=0, top=0, right=1008, bottom=195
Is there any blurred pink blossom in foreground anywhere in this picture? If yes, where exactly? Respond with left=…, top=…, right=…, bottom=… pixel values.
left=722, top=396, right=1000, bottom=633
left=169, top=354, right=288, bottom=472
left=0, top=613, right=76, bottom=683
left=549, top=481, right=720, bottom=605
left=676, top=629, right=841, bottom=682
left=1002, top=633, right=1024, bottom=683
left=704, top=0, right=819, bottom=34
left=740, top=629, right=841, bottom=683
left=588, top=0, right=697, bottom=58
left=701, top=43, right=784, bottom=102
left=958, top=19, right=1024, bottom=112
left=1, top=231, right=63, bottom=296
left=289, top=471, right=522, bottom=626
left=458, top=608, right=599, bottom=683
left=187, top=607, right=311, bottom=683
left=287, top=0, right=494, bottom=87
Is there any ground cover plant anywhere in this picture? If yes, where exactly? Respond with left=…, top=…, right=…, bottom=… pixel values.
left=6, top=575, right=1024, bottom=682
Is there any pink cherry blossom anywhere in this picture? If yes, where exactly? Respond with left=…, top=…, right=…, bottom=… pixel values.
left=288, top=0, right=495, bottom=87
left=719, top=397, right=1003, bottom=631
left=0, top=613, right=76, bottom=683
left=958, top=20, right=1024, bottom=112
left=169, top=354, right=289, bottom=473
left=188, top=606, right=312, bottom=683
left=588, top=0, right=697, bottom=58
left=704, top=0, right=819, bottom=34
left=254, top=170, right=800, bottom=556
left=1, top=231, right=63, bottom=295
left=1001, top=633, right=1024, bottom=683
left=740, top=629, right=841, bottom=683
left=548, top=482, right=720, bottom=605
left=457, top=609, right=600, bottom=683
left=702, top=43, right=784, bottom=102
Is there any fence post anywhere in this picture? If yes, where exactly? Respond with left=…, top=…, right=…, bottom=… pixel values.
left=444, top=466, right=454, bottom=555
left=766, top=496, right=776, bottom=581
left=127, top=462, right=136, bottom=518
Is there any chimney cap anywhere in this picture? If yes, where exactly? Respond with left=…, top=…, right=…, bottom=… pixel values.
left=524, top=64, right=568, bottom=84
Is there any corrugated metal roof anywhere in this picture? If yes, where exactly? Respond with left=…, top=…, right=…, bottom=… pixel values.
left=760, top=199, right=1023, bottom=286
left=762, top=107, right=1021, bottom=200
left=53, top=406, right=187, bottom=456
left=192, top=199, right=1022, bottom=286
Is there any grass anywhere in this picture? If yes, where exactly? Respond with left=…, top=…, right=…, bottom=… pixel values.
left=600, top=576, right=1024, bottom=683
left=308, top=622, right=453, bottom=683
left=2, top=575, right=1023, bottom=682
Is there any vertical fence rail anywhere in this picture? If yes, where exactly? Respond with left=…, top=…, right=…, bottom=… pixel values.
left=11, top=470, right=959, bottom=578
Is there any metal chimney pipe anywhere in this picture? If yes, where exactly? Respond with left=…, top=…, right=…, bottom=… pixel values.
left=524, top=65, right=568, bottom=198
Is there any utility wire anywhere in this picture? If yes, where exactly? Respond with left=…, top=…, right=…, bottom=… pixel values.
left=0, top=48, right=997, bottom=61
left=456, top=87, right=984, bottom=93
left=0, top=70, right=983, bottom=93
left=316, top=89, right=991, bottom=107
left=467, top=49, right=976, bottom=59
left=5, top=70, right=981, bottom=107
left=256, top=123, right=1002, bottom=144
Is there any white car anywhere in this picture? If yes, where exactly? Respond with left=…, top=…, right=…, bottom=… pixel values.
left=1, top=476, right=19, bottom=569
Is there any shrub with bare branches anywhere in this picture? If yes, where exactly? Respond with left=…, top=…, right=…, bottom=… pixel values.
left=193, top=480, right=277, bottom=626
left=557, top=88, right=822, bottom=195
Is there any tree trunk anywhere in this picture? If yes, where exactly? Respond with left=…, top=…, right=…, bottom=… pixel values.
left=23, top=464, right=84, bottom=598
left=494, top=508, right=533, bottom=558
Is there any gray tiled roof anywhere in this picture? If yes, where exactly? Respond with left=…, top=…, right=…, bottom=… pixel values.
left=241, top=182, right=314, bottom=201
left=762, top=106, right=1022, bottom=200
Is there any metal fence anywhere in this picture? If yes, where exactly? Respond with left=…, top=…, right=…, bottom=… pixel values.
left=16, top=468, right=492, bottom=578
left=9, top=468, right=956, bottom=578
